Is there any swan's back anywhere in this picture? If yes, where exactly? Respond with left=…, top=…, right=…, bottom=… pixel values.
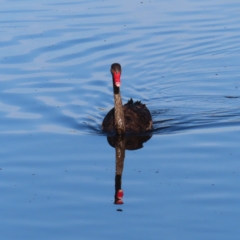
left=102, top=98, right=153, bottom=134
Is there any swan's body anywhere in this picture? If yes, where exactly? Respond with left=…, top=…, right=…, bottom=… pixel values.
left=102, top=63, right=153, bottom=135
left=102, top=98, right=152, bottom=134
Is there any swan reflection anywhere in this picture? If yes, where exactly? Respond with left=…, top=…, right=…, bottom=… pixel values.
left=106, top=134, right=152, bottom=204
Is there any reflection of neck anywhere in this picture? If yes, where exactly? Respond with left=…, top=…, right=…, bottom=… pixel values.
left=115, top=135, right=125, bottom=175
left=114, top=136, right=125, bottom=204
left=113, top=79, right=125, bottom=135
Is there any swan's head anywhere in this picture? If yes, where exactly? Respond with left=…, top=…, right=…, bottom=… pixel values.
left=111, top=63, right=122, bottom=87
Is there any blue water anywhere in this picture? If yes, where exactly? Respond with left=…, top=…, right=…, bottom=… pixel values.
left=1, top=0, right=240, bottom=239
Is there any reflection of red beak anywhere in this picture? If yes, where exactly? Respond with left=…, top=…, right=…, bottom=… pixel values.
left=113, top=72, right=121, bottom=87
left=115, top=199, right=123, bottom=204
left=114, top=189, right=124, bottom=204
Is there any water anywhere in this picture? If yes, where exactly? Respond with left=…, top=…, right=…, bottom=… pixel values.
left=1, top=0, right=240, bottom=239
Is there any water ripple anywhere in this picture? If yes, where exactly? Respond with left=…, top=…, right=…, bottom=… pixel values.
left=0, top=0, right=240, bottom=135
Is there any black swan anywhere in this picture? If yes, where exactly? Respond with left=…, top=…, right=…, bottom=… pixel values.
left=102, top=63, right=153, bottom=135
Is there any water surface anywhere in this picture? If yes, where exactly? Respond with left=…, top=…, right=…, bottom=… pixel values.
left=1, top=0, right=240, bottom=239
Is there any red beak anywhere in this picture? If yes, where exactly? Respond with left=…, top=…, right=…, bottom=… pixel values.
left=113, top=71, right=121, bottom=87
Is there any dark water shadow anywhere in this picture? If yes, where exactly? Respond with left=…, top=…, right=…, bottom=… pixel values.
left=107, top=134, right=152, bottom=150
left=152, top=110, right=240, bottom=135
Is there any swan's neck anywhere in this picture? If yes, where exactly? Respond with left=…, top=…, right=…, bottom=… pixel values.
left=113, top=82, right=125, bottom=135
